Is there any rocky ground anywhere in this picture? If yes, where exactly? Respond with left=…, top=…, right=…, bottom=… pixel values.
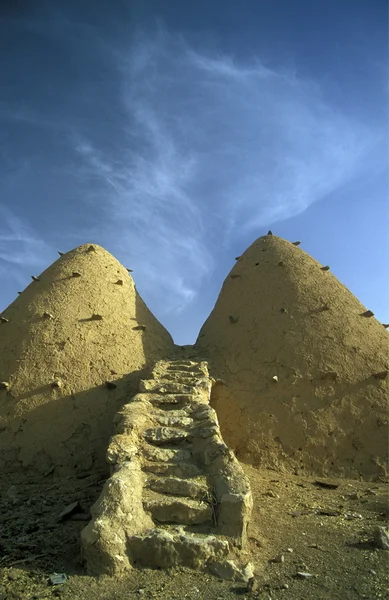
left=0, top=466, right=388, bottom=600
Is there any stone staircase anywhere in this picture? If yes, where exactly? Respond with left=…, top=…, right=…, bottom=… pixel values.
left=81, top=359, right=253, bottom=579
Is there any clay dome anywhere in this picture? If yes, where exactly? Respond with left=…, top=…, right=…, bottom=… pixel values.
left=0, top=244, right=174, bottom=476
left=195, top=235, right=388, bottom=480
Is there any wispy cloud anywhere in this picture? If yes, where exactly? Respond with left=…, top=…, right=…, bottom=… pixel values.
left=68, top=27, right=380, bottom=315
left=1, top=16, right=384, bottom=332
left=0, top=206, right=52, bottom=310
left=0, top=206, right=50, bottom=268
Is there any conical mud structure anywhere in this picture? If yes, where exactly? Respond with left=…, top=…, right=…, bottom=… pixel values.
left=195, top=235, right=388, bottom=480
left=0, top=244, right=174, bottom=476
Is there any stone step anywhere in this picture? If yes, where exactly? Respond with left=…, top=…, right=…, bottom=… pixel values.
left=127, top=528, right=229, bottom=569
left=191, top=405, right=217, bottom=421
left=165, top=368, right=205, bottom=376
left=146, top=475, right=209, bottom=499
left=161, top=373, right=203, bottom=384
left=142, top=461, right=202, bottom=478
left=153, top=414, right=194, bottom=428
left=188, top=425, right=219, bottom=440
left=143, top=493, right=212, bottom=525
left=139, top=380, right=196, bottom=394
left=152, top=407, right=192, bottom=419
left=144, top=427, right=189, bottom=446
left=143, top=446, right=192, bottom=463
left=167, top=361, right=201, bottom=367
left=143, top=393, right=197, bottom=407
left=81, top=356, right=253, bottom=578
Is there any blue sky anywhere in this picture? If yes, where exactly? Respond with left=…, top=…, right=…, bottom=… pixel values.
left=0, top=0, right=387, bottom=344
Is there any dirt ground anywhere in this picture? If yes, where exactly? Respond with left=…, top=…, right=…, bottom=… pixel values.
left=0, top=465, right=387, bottom=600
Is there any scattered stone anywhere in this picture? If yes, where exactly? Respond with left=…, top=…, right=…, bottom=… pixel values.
left=49, top=573, right=68, bottom=585
left=280, top=308, right=287, bottom=313
left=272, top=554, right=284, bottom=563
left=292, top=241, right=301, bottom=246
left=272, top=376, right=279, bottom=383
left=369, top=569, right=377, bottom=576
left=317, top=508, right=341, bottom=516
left=115, top=279, right=124, bottom=285
left=31, top=275, right=40, bottom=281
left=72, top=271, right=82, bottom=277
left=373, top=525, right=389, bottom=550
left=265, top=490, right=279, bottom=498
left=228, top=315, right=239, bottom=324
left=57, top=251, right=65, bottom=256
left=58, top=501, right=81, bottom=521
left=208, top=559, right=254, bottom=582
left=235, top=256, right=241, bottom=261
left=296, top=572, right=314, bottom=579
left=51, top=379, right=62, bottom=388
left=281, top=583, right=289, bottom=589
left=320, top=265, right=330, bottom=271
left=133, top=325, right=147, bottom=331
left=126, top=268, right=133, bottom=272
left=91, top=314, right=103, bottom=320
left=43, top=312, right=54, bottom=319
left=0, top=381, right=10, bottom=390
left=286, top=548, right=293, bottom=553
left=0, top=316, right=9, bottom=323
left=278, top=261, right=284, bottom=266
left=382, top=323, right=389, bottom=328
left=267, top=230, right=273, bottom=235
left=87, top=245, right=96, bottom=252
left=314, top=480, right=339, bottom=490
left=245, top=576, right=258, bottom=594
left=360, top=310, right=374, bottom=317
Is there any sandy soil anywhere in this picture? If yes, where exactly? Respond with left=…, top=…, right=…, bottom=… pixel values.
left=0, top=466, right=387, bottom=600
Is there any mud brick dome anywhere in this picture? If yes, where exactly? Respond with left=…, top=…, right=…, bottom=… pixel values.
left=0, top=244, right=174, bottom=476
left=195, top=235, right=388, bottom=480
left=0, top=236, right=387, bottom=481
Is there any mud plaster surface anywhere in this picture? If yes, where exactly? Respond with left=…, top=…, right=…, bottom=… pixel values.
left=0, top=244, right=174, bottom=476
left=0, top=236, right=387, bottom=483
left=195, top=236, right=388, bottom=480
